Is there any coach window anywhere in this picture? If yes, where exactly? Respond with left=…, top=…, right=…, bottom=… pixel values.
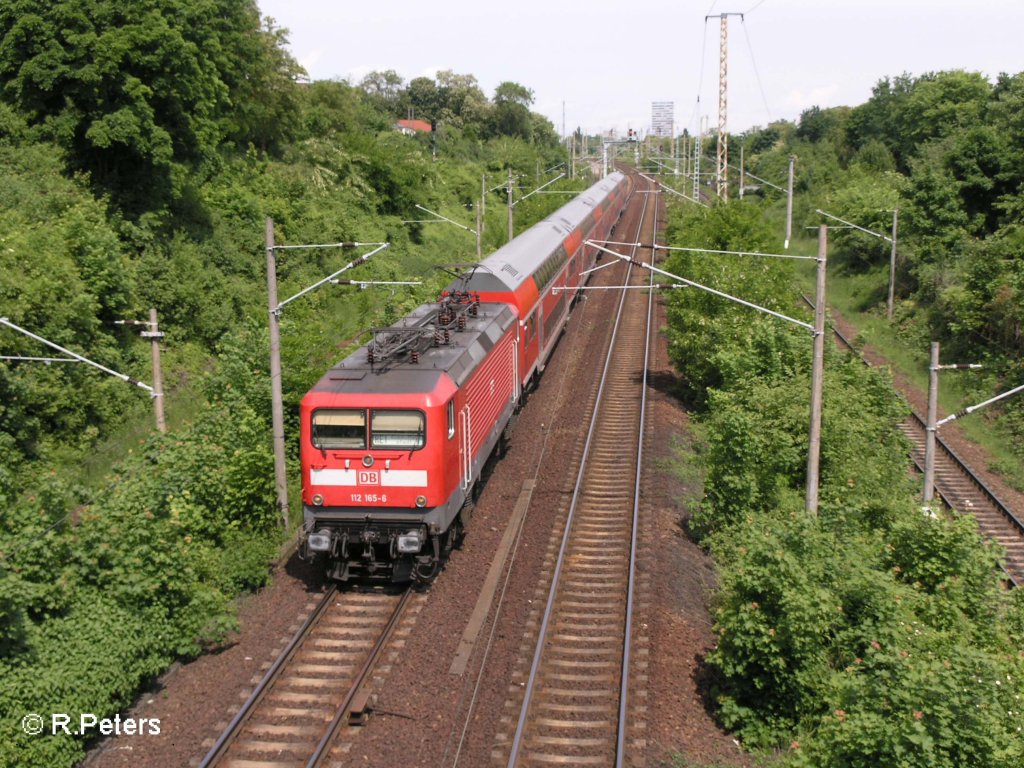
left=312, top=409, right=366, bottom=449
left=371, top=409, right=426, bottom=450
left=447, top=401, right=455, bottom=439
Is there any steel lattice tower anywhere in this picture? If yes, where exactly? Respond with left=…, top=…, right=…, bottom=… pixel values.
left=707, top=12, right=743, bottom=203
left=717, top=15, right=728, bottom=202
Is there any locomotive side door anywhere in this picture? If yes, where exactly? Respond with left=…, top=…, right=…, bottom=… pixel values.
left=458, top=405, right=472, bottom=490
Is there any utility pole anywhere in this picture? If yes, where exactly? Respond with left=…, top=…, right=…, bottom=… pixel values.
left=805, top=225, right=827, bottom=516
left=739, top=144, right=745, bottom=200
left=887, top=208, right=899, bottom=320
left=115, top=310, right=166, bottom=433
left=562, top=100, right=566, bottom=148
left=924, top=342, right=939, bottom=504
left=693, top=119, right=703, bottom=201
left=784, top=155, right=796, bottom=249
left=266, top=217, right=289, bottom=529
left=589, top=238, right=823, bottom=511
left=144, top=308, right=166, bottom=433
left=481, top=173, right=486, bottom=252
left=716, top=14, right=729, bottom=202
left=920, top=346, right=1024, bottom=503
left=507, top=168, right=514, bottom=243
left=673, top=124, right=679, bottom=176
left=476, top=202, right=482, bottom=259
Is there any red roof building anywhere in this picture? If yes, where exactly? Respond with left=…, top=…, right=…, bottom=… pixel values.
left=395, top=119, right=433, bottom=135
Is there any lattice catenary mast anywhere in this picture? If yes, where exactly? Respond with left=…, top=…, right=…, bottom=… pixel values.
left=706, top=12, right=743, bottom=203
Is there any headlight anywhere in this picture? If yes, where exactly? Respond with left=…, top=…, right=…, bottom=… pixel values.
left=311, top=493, right=324, bottom=506
left=362, top=455, right=374, bottom=467
left=307, top=529, right=333, bottom=552
left=415, top=495, right=427, bottom=508
left=396, top=529, right=424, bottom=554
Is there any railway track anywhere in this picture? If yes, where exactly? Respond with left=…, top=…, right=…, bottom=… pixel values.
left=496, top=174, right=657, bottom=767
left=814, top=307, right=1024, bottom=585
left=198, top=585, right=417, bottom=768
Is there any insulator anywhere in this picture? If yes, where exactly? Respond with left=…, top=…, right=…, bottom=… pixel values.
left=458, top=314, right=466, bottom=329
left=411, top=350, right=419, bottom=364
left=433, top=331, right=441, bottom=346
left=444, top=329, right=450, bottom=344
left=367, top=349, right=375, bottom=364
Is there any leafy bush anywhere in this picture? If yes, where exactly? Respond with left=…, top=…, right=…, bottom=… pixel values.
left=660, top=188, right=1024, bottom=766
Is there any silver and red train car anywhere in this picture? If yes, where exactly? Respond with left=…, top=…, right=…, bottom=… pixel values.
left=299, top=171, right=629, bottom=581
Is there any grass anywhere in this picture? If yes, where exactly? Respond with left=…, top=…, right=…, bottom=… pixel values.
left=795, top=254, right=1024, bottom=492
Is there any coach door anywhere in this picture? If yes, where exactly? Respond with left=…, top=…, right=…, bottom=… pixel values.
left=522, top=309, right=539, bottom=378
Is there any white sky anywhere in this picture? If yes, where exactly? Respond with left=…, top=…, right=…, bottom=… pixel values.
left=257, top=0, right=1024, bottom=138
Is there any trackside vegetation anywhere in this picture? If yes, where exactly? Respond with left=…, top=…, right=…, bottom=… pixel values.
left=0, top=3, right=580, bottom=766
left=659, top=71, right=1024, bottom=764
left=662, top=198, right=1024, bottom=765
left=2, top=1, right=1023, bottom=764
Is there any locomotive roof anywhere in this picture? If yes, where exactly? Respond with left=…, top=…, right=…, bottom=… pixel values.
left=454, top=171, right=625, bottom=294
left=309, top=300, right=516, bottom=395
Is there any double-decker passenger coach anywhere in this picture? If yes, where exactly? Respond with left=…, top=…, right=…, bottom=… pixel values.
left=299, top=172, right=629, bottom=582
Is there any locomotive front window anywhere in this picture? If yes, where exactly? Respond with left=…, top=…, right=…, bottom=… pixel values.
left=312, top=409, right=366, bottom=449
left=371, top=409, right=425, bottom=449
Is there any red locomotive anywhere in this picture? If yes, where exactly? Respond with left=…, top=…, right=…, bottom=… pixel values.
left=299, top=171, right=630, bottom=581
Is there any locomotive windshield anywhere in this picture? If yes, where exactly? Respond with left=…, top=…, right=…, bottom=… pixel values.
left=311, top=408, right=426, bottom=450
left=311, top=409, right=366, bottom=449
left=371, top=409, right=425, bottom=449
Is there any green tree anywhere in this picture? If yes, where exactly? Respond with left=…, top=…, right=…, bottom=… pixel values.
left=0, top=0, right=297, bottom=216
left=359, top=68, right=404, bottom=116
left=402, top=76, right=441, bottom=121
left=492, top=81, right=534, bottom=140
left=219, top=14, right=305, bottom=154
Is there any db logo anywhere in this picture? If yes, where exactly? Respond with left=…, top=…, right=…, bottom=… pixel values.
left=358, top=471, right=380, bottom=485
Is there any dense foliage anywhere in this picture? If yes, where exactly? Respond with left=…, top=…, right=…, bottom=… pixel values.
left=732, top=70, right=1024, bottom=458
left=0, top=4, right=577, bottom=766
left=661, top=199, right=1024, bottom=766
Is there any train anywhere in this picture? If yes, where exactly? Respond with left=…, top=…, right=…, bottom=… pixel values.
left=299, top=171, right=630, bottom=582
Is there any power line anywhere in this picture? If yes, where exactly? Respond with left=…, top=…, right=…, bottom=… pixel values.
left=689, top=16, right=712, bottom=136
left=741, top=16, right=773, bottom=125
left=745, top=0, right=768, bottom=14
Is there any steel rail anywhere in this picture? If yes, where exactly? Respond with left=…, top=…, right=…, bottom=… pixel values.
left=198, top=584, right=339, bottom=768
left=905, top=412, right=1024, bottom=539
left=307, top=586, right=414, bottom=767
left=506, top=172, right=653, bottom=767
left=616, top=179, right=657, bottom=768
left=800, top=296, right=1024, bottom=585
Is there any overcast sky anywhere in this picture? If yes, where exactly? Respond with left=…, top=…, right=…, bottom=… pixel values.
left=257, top=0, right=1024, bottom=138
